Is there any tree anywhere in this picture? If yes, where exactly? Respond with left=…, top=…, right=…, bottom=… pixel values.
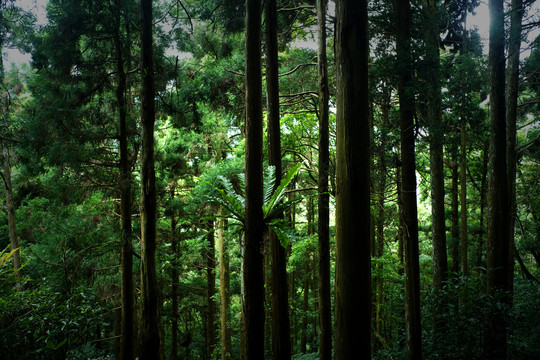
left=505, top=0, right=524, bottom=297
left=424, top=0, right=448, bottom=295
left=139, top=0, right=161, bottom=357
left=485, top=0, right=510, bottom=358
left=264, top=0, right=291, bottom=358
left=334, top=0, right=371, bottom=359
left=316, top=0, right=331, bottom=359
left=112, top=0, right=135, bottom=358
left=392, top=0, right=422, bottom=358
left=243, top=0, right=265, bottom=357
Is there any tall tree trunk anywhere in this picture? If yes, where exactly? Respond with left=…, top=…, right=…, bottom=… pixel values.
left=264, top=0, right=291, bottom=357
left=485, top=0, right=510, bottom=358
left=477, top=146, right=488, bottom=273
left=114, top=3, right=134, bottom=357
left=375, top=90, right=390, bottom=351
left=396, top=164, right=404, bottom=272
left=334, top=1, right=371, bottom=359
left=316, top=1, right=331, bottom=358
left=505, top=0, right=523, bottom=297
left=206, top=221, right=216, bottom=359
left=243, top=0, right=265, bottom=357
left=300, top=266, right=309, bottom=354
left=170, top=192, right=179, bottom=360
left=450, top=146, right=460, bottom=274
left=218, top=213, right=231, bottom=360
left=425, top=0, right=448, bottom=291
left=2, top=147, right=22, bottom=285
left=460, top=124, right=468, bottom=276
left=139, top=0, right=160, bottom=357
left=393, top=0, right=423, bottom=358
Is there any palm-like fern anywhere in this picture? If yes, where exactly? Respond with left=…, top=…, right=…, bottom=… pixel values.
left=207, top=164, right=302, bottom=248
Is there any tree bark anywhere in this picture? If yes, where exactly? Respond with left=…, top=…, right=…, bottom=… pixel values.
left=460, top=124, right=468, bottom=276
left=450, top=146, right=460, bottom=274
left=264, top=0, right=291, bottom=357
left=114, top=2, right=134, bottom=357
left=218, top=213, right=231, bottom=360
left=505, top=0, right=523, bottom=297
left=392, top=0, right=423, bottom=358
left=334, top=1, right=371, bottom=359
left=425, top=0, right=448, bottom=291
left=485, top=0, right=511, bottom=358
left=316, top=1, right=331, bottom=358
left=375, top=90, right=390, bottom=351
left=170, top=193, right=179, bottom=360
left=243, top=0, right=265, bottom=357
left=206, top=221, right=216, bottom=359
left=139, top=0, right=160, bottom=357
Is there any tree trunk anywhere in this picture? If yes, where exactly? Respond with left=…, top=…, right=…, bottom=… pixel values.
left=477, top=145, right=489, bottom=273
left=316, top=1, right=331, bottom=358
left=300, top=266, right=309, bottom=354
left=505, top=0, right=523, bottom=297
left=170, top=196, right=179, bottom=360
left=264, top=0, right=291, bottom=357
left=243, top=0, right=265, bottom=357
left=206, top=221, right=216, bottom=359
left=450, top=146, right=460, bottom=274
left=218, top=213, right=231, bottom=360
left=425, top=0, right=448, bottom=291
left=114, top=3, right=134, bottom=356
left=392, top=0, right=423, bottom=358
left=334, top=1, right=371, bottom=359
left=485, top=0, right=511, bottom=358
left=139, top=0, right=160, bottom=357
left=375, top=90, right=390, bottom=351
left=460, top=124, right=468, bottom=276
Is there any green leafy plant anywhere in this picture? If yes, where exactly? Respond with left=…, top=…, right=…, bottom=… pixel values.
left=207, top=163, right=302, bottom=247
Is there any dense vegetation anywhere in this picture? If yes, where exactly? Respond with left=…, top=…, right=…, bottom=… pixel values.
left=0, top=0, right=539, bottom=359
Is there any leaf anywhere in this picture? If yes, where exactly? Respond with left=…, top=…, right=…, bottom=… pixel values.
left=263, top=164, right=301, bottom=217
left=0, top=247, right=20, bottom=267
left=265, top=196, right=303, bottom=222
left=268, top=219, right=297, bottom=249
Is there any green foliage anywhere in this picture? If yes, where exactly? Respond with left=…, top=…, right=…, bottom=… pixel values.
left=207, top=163, right=302, bottom=248
left=0, top=285, right=110, bottom=359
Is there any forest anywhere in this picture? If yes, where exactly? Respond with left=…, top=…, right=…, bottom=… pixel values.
left=0, top=0, right=539, bottom=359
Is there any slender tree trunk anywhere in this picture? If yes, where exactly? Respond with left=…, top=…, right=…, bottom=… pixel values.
left=218, top=213, right=231, bottom=360
left=2, top=147, right=22, bottom=285
left=264, top=0, right=291, bottom=357
left=506, top=0, right=523, bottom=297
left=460, top=124, right=468, bottom=276
left=393, top=1, right=422, bottom=358
left=300, top=266, right=309, bottom=354
left=114, top=3, right=134, bottom=357
left=450, top=146, right=460, bottom=274
left=334, top=1, right=371, bottom=359
left=206, top=221, right=216, bottom=359
left=139, top=0, right=160, bottom=357
left=477, top=146, right=489, bottom=273
left=243, top=0, right=265, bottom=357
left=170, top=195, right=179, bottom=360
left=425, top=0, right=448, bottom=291
left=396, top=164, right=404, bottom=272
left=375, top=90, right=390, bottom=351
left=316, top=2, right=331, bottom=359
left=485, top=0, right=510, bottom=359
